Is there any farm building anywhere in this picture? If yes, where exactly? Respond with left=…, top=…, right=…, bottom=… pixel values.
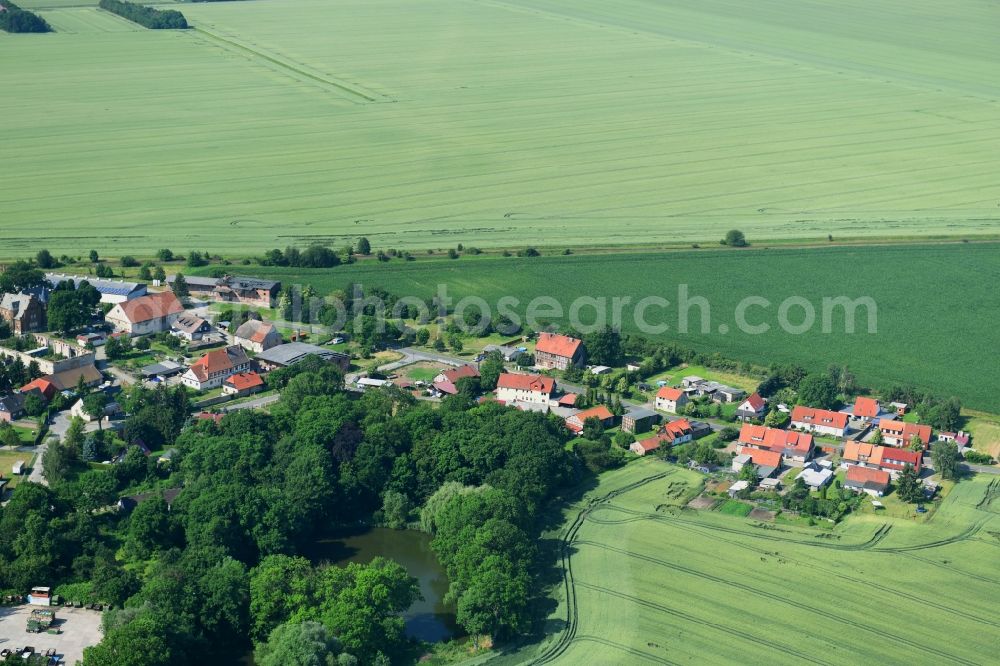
left=0, top=293, right=46, bottom=335
left=0, top=393, right=26, bottom=423
left=878, top=419, right=932, bottom=449
left=168, top=274, right=281, bottom=308
left=46, top=363, right=103, bottom=391
left=433, top=364, right=480, bottom=396
left=496, top=373, right=556, bottom=406
left=621, top=406, right=660, bottom=434
left=482, top=344, right=522, bottom=362
left=798, top=463, right=834, bottom=490
left=654, top=386, right=688, bottom=414
left=255, top=342, right=350, bottom=372
left=565, top=405, right=615, bottom=433
left=738, top=424, right=814, bottom=463
left=171, top=314, right=212, bottom=341
left=629, top=439, right=660, bottom=456
left=790, top=406, right=848, bottom=438
left=937, top=431, right=970, bottom=447
left=534, top=332, right=585, bottom=370
left=140, top=360, right=185, bottom=381
left=844, top=466, right=890, bottom=497
left=234, top=320, right=282, bottom=353
left=653, top=418, right=695, bottom=446
left=44, top=273, right=147, bottom=304
left=223, top=372, right=265, bottom=397
left=20, top=378, right=56, bottom=402
left=105, top=291, right=184, bottom=336
left=181, top=346, right=251, bottom=391
left=736, top=392, right=767, bottom=421
left=842, top=441, right=922, bottom=477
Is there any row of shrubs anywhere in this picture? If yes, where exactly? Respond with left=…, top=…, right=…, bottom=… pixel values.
left=0, top=0, right=52, bottom=33
left=98, top=0, right=188, bottom=29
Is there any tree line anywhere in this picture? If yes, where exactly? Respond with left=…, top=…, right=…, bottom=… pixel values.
left=98, top=0, right=188, bottom=29
left=0, top=1, right=51, bottom=33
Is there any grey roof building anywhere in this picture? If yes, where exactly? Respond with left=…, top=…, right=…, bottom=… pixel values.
left=255, top=342, right=350, bottom=371
left=45, top=273, right=147, bottom=304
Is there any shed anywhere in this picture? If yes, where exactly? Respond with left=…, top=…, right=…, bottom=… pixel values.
left=622, top=407, right=661, bottom=434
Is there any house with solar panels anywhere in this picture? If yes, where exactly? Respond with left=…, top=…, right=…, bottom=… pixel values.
left=45, top=273, right=147, bottom=304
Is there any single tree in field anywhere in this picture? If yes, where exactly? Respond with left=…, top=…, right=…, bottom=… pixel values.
left=722, top=229, right=747, bottom=247
left=357, top=237, right=371, bottom=255
left=36, top=249, right=55, bottom=269
left=932, top=441, right=960, bottom=480
left=89, top=250, right=99, bottom=263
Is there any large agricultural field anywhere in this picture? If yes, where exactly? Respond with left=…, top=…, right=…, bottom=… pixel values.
left=492, top=459, right=1000, bottom=665
left=190, top=242, right=1000, bottom=413
left=4, top=0, right=1000, bottom=256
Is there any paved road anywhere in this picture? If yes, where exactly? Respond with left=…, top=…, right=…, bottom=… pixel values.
left=24, top=409, right=101, bottom=486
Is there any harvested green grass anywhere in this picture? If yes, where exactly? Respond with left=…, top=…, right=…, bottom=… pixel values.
left=192, top=243, right=1000, bottom=412
left=4, top=0, right=1000, bottom=256
left=511, top=460, right=1000, bottom=665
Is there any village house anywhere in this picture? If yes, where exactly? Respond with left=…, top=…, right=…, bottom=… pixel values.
left=105, top=291, right=184, bottom=336
left=46, top=363, right=103, bottom=391
left=790, top=405, right=848, bottom=438
left=798, top=462, right=834, bottom=490
left=878, top=419, right=932, bottom=449
left=938, top=431, right=971, bottom=447
left=254, top=342, right=350, bottom=372
left=170, top=275, right=281, bottom=308
left=533, top=332, right=585, bottom=370
left=170, top=314, right=212, bottom=341
left=630, top=439, right=660, bottom=456
left=844, top=466, right=890, bottom=497
left=71, top=397, right=119, bottom=423
left=565, top=405, right=615, bottom=433
left=181, top=346, right=251, bottom=391
left=0, top=293, right=46, bottom=335
left=621, top=406, right=661, bottom=434
left=653, top=418, right=695, bottom=447
left=737, top=424, right=814, bottom=463
left=736, top=392, right=767, bottom=421
left=732, top=447, right=782, bottom=478
left=45, top=273, right=147, bottom=304
left=496, top=373, right=556, bottom=406
left=223, top=371, right=265, bottom=397
left=432, top=364, right=480, bottom=396
left=842, top=441, right=922, bottom=477
left=0, top=393, right=26, bottom=423
left=234, top=320, right=282, bottom=353
left=654, top=386, right=688, bottom=414
left=852, top=396, right=882, bottom=423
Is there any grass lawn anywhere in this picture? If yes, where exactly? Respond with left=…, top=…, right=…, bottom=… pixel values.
left=645, top=364, right=760, bottom=393
left=0, top=450, right=35, bottom=489
left=400, top=362, right=448, bottom=383
left=716, top=499, right=753, bottom=517
left=963, top=410, right=1000, bottom=459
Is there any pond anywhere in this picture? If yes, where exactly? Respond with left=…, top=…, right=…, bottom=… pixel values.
left=309, top=527, right=459, bottom=643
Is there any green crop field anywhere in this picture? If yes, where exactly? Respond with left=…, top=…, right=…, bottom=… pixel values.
left=490, top=459, right=1000, bottom=665
left=4, top=0, right=1000, bottom=256
left=189, top=242, right=1000, bottom=412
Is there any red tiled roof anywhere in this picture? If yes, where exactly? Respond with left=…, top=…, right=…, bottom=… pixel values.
left=535, top=332, right=582, bottom=359
left=117, top=291, right=183, bottom=324
left=843, top=441, right=883, bottom=466
left=443, top=364, right=479, bottom=383
left=558, top=393, right=578, bottom=406
left=744, top=448, right=782, bottom=468
left=878, top=419, right=932, bottom=446
left=846, top=465, right=890, bottom=487
left=570, top=405, right=614, bottom=422
left=497, top=373, right=555, bottom=394
left=741, top=392, right=766, bottom=411
left=196, top=412, right=224, bottom=424
left=790, top=406, right=848, bottom=430
left=189, top=346, right=247, bottom=382
left=633, top=439, right=661, bottom=453
left=879, top=447, right=922, bottom=471
left=224, top=372, right=263, bottom=391
left=657, top=386, right=684, bottom=401
left=20, top=378, right=56, bottom=400
left=853, top=397, right=881, bottom=418
left=739, top=424, right=813, bottom=454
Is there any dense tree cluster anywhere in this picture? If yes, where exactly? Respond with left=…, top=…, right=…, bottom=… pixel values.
left=260, top=245, right=342, bottom=268
left=0, top=260, right=48, bottom=295
left=98, top=0, right=188, bottom=29
left=0, top=2, right=52, bottom=33
left=47, top=279, right=101, bottom=334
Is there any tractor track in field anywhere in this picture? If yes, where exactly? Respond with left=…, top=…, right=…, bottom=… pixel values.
left=898, top=551, right=1000, bottom=587
left=591, top=503, right=894, bottom=550
left=529, top=471, right=672, bottom=665
left=573, top=635, right=678, bottom=665
left=192, top=26, right=382, bottom=103
left=574, top=582, right=831, bottom=666
left=574, top=540, right=978, bottom=665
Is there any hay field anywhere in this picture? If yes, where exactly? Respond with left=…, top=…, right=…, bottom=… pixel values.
left=507, top=459, right=1000, bottom=665
left=3, top=0, right=1000, bottom=256
left=191, top=243, right=1000, bottom=413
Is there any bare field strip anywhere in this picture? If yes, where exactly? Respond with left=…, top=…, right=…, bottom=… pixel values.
left=3, top=0, right=1000, bottom=255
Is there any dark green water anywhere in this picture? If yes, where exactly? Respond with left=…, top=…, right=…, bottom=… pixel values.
left=310, top=527, right=459, bottom=643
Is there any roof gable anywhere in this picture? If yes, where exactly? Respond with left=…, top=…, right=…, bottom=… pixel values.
left=656, top=386, right=684, bottom=401
left=497, top=373, right=555, bottom=394
left=535, top=332, right=582, bottom=359
left=115, top=292, right=183, bottom=324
